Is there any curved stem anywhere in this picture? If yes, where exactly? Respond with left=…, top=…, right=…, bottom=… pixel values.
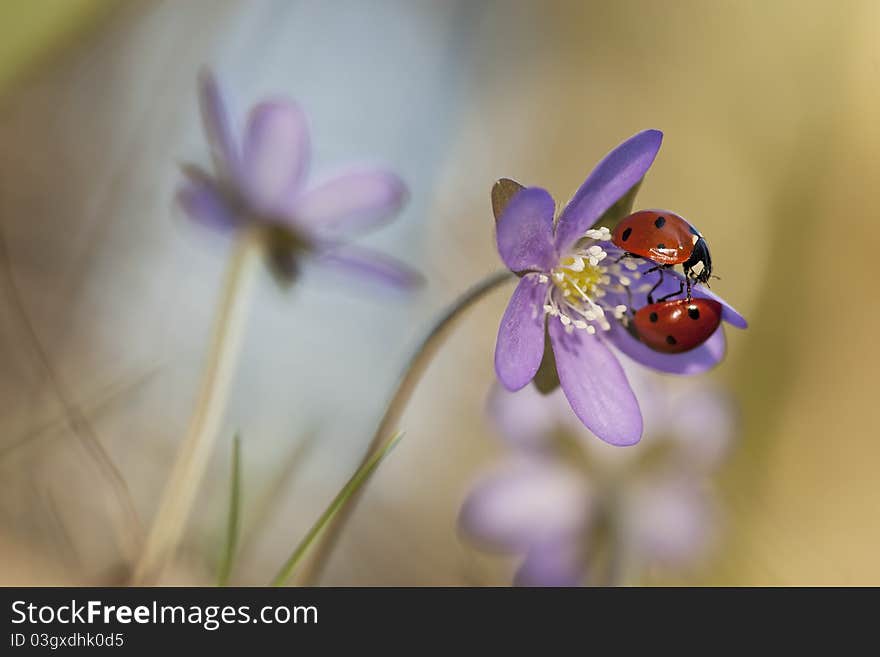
left=296, top=270, right=516, bottom=585
left=132, top=229, right=262, bottom=585
left=270, top=432, right=403, bottom=587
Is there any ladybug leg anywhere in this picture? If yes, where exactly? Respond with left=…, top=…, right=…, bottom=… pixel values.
left=657, top=279, right=685, bottom=302
left=646, top=267, right=666, bottom=304
left=623, top=285, right=635, bottom=321
left=613, top=251, right=637, bottom=265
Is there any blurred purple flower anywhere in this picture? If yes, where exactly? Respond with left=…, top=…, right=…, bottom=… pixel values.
left=459, top=371, right=735, bottom=586
left=177, top=70, right=421, bottom=289
left=494, top=130, right=746, bottom=445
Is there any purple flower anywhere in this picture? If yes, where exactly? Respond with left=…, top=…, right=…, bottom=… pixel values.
left=459, top=373, right=734, bottom=586
left=177, top=70, right=421, bottom=289
left=494, top=130, right=746, bottom=445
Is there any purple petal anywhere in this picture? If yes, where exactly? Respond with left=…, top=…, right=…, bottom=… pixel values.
left=459, top=460, right=590, bottom=552
left=624, top=477, right=715, bottom=567
left=691, top=285, right=748, bottom=329
left=666, top=385, right=735, bottom=470
left=242, top=99, right=310, bottom=214
left=514, top=539, right=586, bottom=587
left=291, top=169, right=407, bottom=237
left=496, top=187, right=557, bottom=272
left=555, top=130, right=663, bottom=254
left=486, top=384, right=573, bottom=452
left=314, top=245, right=423, bottom=292
left=495, top=276, right=549, bottom=391
left=549, top=321, right=643, bottom=445
left=638, top=269, right=747, bottom=330
left=607, top=320, right=726, bottom=375
left=176, top=173, right=238, bottom=231
left=198, top=69, right=240, bottom=181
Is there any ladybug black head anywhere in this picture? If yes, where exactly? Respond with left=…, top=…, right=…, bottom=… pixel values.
left=683, top=236, right=712, bottom=285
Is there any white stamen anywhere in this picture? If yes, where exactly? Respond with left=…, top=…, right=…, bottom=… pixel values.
left=542, top=239, right=634, bottom=337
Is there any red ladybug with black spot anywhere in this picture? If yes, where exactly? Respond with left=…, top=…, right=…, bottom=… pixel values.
left=632, top=297, right=722, bottom=354
left=612, top=210, right=712, bottom=295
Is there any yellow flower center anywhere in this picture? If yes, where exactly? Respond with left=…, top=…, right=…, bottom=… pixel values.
left=551, top=255, right=603, bottom=300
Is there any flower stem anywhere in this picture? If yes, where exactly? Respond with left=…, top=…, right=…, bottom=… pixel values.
left=132, top=229, right=262, bottom=585
left=296, top=270, right=516, bottom=585
left=270, top=432, right=404, bottom=587
left=217, top=433, right=243, bottom=587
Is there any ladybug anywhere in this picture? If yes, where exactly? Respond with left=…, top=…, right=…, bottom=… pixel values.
left=611, top=210, right=712, bottom=300
left=632, top=298, right=722, bottom=354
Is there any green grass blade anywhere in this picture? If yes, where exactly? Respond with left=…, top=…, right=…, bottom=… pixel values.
left=270, top=432, right=403, bottom=587
left=217, top=433, right=242, bottom=586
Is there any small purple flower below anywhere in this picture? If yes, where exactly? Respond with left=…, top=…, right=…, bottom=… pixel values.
left=494, top=130, right=746, bottom=445
left=177, top=69, right=421, bottom=290
left=459, top=371, right=735, bottom=587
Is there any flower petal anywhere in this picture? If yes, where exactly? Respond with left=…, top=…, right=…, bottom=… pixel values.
left=691, top=285, right=748, bottom=329
left=607, top=320, right=726, bottom=375
left=635, top=269, right=747, bottom=330
left=666, top=385, right=735, bottom=471
left=291, top=169, right=407, bottom=237
left=549, top=321, right=643, bottom=445
left=495, top=276, right=549, bottom=391
left=555, top=130, right=663, bottom=253
left=314, top=245, right=423, bottom=292
left=176, top=170, right=238, bottom=231
left=496, top=187, right=557, bottom=272
left=198, top=69, right=240, bottom=181
left=514, top=539, right=586, bottom=587
left=624, top=477, right=715, bottom=568
left=242, top=99, right=310, bottom=214
left=459, top=460, right=590, bottom=552
left=486, top=384, right=573, bottom=452
left=608, top=322, right=727, bottom=376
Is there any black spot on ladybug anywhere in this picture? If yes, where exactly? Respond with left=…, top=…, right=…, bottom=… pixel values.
left=654, top=215, right=666, bottom=228
left=657, top=243, right=666, bottom=250
left=666, top=335, right=677, bottom=345
left=688, top=306, right=700, bottom=320
left=621, top=227, right=632, bottom=242
left=649, top=312, right=659, bottom=323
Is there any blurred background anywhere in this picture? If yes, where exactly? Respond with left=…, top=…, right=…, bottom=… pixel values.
left=0, top=0, right=878, bottom=586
